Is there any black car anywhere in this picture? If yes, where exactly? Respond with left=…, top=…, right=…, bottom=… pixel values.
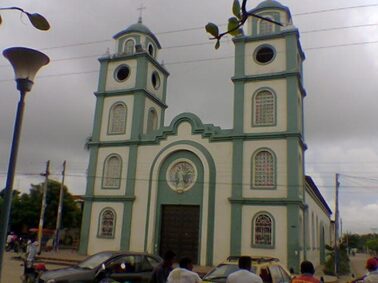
left=39, top=251, right=162, bottom=283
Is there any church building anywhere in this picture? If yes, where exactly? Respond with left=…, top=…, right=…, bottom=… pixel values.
left=79, top=0, right=332, bottom=272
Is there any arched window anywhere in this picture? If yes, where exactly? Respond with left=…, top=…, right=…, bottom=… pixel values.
left=108, top=103, right=127, bottom=134
left=147, top=108, right=158, bottom=133
left=253, top=150, right=275, bottom=188
left=259, top=18, right=274, bottom=34
left=98, top=208, right=116, bottom=238
left=252, top=213, right=273, bottom=247
left=124, top=39, right=135, bottom=55
left=103, top=155, right=122, bottom=188
left=253, top=90, right=275, bottom=126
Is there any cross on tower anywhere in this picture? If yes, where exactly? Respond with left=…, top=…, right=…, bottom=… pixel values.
left=137, top=2, right=147, bottom=23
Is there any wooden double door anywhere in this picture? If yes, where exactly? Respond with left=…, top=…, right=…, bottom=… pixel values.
left=159, top=205, right=200, bottom=263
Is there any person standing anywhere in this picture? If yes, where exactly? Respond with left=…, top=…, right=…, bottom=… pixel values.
left=363, top=257, right=378, bottom=283
left=291, top=261, right=320, bottom=283
left=226, top=256, right=263, bottom=283
left=167, top=257, right=202, bottom=283
left=150, top=250, right=176, bottom=283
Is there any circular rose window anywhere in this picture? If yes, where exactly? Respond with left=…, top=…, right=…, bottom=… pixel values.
left=167, top=160, right=197, bottom=193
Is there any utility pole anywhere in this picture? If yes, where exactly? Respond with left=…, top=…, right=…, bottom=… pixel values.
left=37, top=160, right=50, bottom=253
left=334, top=173, right=340, bottom=276
left=54, top=161, right=66, bottom=251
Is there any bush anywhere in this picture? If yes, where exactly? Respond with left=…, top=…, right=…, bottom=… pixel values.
left=323, top=244, right=350, bottom=275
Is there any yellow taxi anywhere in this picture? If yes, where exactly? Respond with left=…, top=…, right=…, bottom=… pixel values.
left=202, top=256, right=293, bottom=283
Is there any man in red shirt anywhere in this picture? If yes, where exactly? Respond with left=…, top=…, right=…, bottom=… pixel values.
left=292, top=261, right=320, bottom=283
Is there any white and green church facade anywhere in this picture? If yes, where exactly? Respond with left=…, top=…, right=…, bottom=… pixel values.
left=79, top=0, right=332, bottom=272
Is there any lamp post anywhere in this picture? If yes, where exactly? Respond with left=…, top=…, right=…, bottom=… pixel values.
left=0, top=47, right=49, bottom=279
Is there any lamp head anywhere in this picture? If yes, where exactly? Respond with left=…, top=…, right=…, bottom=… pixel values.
left=3, top=47, right=49, bottom=92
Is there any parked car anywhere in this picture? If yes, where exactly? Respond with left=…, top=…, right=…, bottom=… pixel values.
left=202, top=256, right=292, bottom=283
left=39, top=251, right=162, bottom=283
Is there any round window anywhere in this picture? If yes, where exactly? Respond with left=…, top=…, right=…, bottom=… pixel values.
left=115, top=65, right=130, bottom=82
left=151, top=72, right=160, bottom=90
left=255, top=46, right=275, bottom=64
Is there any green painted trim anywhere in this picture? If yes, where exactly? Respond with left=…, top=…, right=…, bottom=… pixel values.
left=101, top=154, right=123, bottom=189
left=251, top=148, right=277, bottom=190
left=120, top=202, right=133, bottom=251
left=230, top=139, right=243, bottom=255
left=78, top=145, right=99, bottom=254
left=88, top=132, right=306, bottom=146
left=130, top=93, right=146, bottom=139
left=233, top=37, right=245, bottom=133
left=234, top=27, right=300, bottom=44
left=233, top=82, right=245, bottom=133
left=78, top=200, right=92, bottom=255
left=99, top=52, right=169, bottom=76
left=287, top=138, right=300, bottom=200
left=107, top=102, right=127, bottom=135
left=251, top=87, right=277, bottom=127
left=97, top=60, right=109, bottom=93
left=286, top=34, right=298, bottom=72
left=228, top=198, right=305, bottom=207
left=154, top=151, right=204, bottom=264
left=116, top=35, right=139, bottom=54
left=251, top=211, right=275, bottom=249
left=161, top=72, right=168, bottom=125
left=144, top=140, right=216, bottom=265
left=287, top=76, right=299, bottom=133
left=119, top=145, right=139, bottom=250
left=232, top=70, right=300, bottom=83
left=97, top=207, right=117, bottom=239
left=287, top=204, right=300, bottom=273
left=83, top=196, right=135, bottom=202
left=95, top=90, right=168, bottom=109
left=92, top=97, right=105, bottom=142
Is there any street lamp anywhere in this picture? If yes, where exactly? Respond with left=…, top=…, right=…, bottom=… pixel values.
left=0, top=47, right=49, bottom=279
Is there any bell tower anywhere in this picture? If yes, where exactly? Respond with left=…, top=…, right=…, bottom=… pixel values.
left=93, top=18, right=169, bottom=143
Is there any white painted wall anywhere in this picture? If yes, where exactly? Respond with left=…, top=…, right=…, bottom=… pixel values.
left=100, top=96, right=134, bottom=141
left=146, top=63, right=164, bottom=99
left=88, top=202, right=124, bottom=254
left=105, top=59, right=138, bottom=91
left=304, top=188, right=331, bottom=267
left=242, top=139, right=288, bottom=198
left=94, top=147, right=129, bottom=196
left=143, top=98, right=161, bottom=133
left=241, top=205, right=288, bottom=268
left=244, top=79, right=288, bottom=133
left=130, top=121, right=233, bottom=265
left=244, top=38, right=287, bottom=76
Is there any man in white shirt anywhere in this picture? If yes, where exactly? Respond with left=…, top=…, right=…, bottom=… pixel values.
left=167, top=257, right=202, bottom=283
left=226, top=256, right=263, bottom=283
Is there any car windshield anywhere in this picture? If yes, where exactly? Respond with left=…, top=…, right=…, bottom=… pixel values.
left=203, top=264, right=257, bottom=280
left=77, top=252, right=114, bottom=269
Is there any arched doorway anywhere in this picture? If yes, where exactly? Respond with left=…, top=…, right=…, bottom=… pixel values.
left=155, top=150, right=204, bottom=263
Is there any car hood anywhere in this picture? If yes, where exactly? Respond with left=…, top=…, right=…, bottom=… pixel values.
left=40, top=266, right=95, bottom=281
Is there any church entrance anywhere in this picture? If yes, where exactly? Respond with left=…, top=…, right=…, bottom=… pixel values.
left=159, top=205, right=200, bottom=263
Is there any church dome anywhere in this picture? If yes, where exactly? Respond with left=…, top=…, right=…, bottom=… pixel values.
left=113, top=18, right=161, bottom=49
left=249, top=0, right=291, bottom=19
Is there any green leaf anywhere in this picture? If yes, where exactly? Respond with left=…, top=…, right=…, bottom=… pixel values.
left=205, top=22, right=219, bottom=38
left=232, top=0, right=241, bottom=19
left=26, top=13, right=50, bottom=31
left=228, top=17, right=240, bottom=36
left=215, top=40, right=220, bottom=50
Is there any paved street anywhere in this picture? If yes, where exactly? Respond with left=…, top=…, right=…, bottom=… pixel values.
left=1, top=251, right=67, bottom=283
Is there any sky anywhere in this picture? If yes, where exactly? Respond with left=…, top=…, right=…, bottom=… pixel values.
left=0, top=0, right=377, bottom=234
